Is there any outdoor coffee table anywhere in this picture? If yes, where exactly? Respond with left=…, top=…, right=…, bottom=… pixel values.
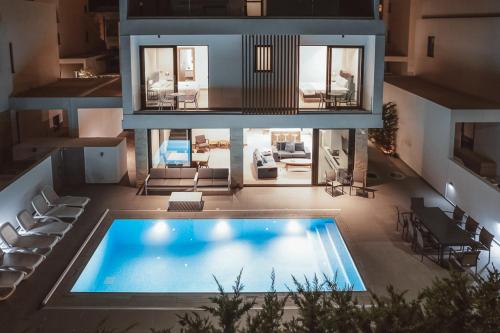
left=168, top=192, right=204, bottom=211
left=281, top=158, right=313, bottom=171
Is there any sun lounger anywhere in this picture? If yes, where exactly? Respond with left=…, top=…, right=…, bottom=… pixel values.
left=0, top=270, right=25, bottom=301
left=41, top=185, right=90, bottom=208
left=17, top=210, right=72, bottom=237
left=0, top=223, right=58, bottom=255
left=32, top=194, right=83, bottom=223
left=0, top=248, right=44, bottom=278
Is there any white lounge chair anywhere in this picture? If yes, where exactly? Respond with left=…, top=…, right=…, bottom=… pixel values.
left=0, top=270, right=25, bottom=301
left=41, top=185, right=90, bottom=208
left=0, top=247, right=44, bottom=278
left=0, top=223, right=59, bottom=255
left=32, top=194, right=83, bottom=223
left=17, top=210, right=72, bottom=237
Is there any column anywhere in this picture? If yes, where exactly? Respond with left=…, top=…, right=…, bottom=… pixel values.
left=67, top=106, right=79, bottom=138
left=135, top=128, right=149, bottom=188
left=353, top=128, right=368, bottom=185
left=230, top=128, right=244, bottom=188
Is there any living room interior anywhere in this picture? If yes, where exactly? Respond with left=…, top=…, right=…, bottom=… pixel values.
left=142, top=46, right=208, bottom=110
left=244, top=128, right=313, bottom=185
left=299, top=46, right=361, bottom=109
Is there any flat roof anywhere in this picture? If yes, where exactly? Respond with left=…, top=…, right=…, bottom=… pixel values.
left=14, top=77, right=122, bottom=98
left=16, top=137, right=125, bottom=148
left=384, top=76, right=500, bottom=110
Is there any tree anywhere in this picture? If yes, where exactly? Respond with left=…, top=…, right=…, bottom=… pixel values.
left=369, top=102, right=399, bottom=154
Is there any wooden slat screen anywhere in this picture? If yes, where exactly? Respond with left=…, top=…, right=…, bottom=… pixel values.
left=242, top=34, right=300, bottom=115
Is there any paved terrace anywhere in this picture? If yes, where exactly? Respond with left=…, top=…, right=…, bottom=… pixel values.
left=1, top=147, right=498, bottom=332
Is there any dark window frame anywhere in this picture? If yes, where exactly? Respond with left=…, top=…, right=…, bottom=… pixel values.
left=427, top=36, right=435, bottom=58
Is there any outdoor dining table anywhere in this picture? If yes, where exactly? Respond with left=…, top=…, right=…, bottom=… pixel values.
left=413, top=206, right=477, bottom=265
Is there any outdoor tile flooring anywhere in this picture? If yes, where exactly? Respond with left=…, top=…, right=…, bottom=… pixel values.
left=1, top=146, right=498, bottom=332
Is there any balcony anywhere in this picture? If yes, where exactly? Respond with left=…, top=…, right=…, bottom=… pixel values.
left=127, top=0, right=375, bottom=18
left=89, top=0, right=119, bottom=12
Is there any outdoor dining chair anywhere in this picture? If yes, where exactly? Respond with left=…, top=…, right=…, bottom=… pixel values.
left=476, top=227, right=494, bottom=265
left=464, top=216, right=480, bottom=239
left=445, top=205, right=466, bottom=225
left=415, top=227, right=439, bottom=262
left=449, top=248, right=481, bottom=274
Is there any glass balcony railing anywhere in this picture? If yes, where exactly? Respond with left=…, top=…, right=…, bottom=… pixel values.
left=127, top=0, right=375, bottom=18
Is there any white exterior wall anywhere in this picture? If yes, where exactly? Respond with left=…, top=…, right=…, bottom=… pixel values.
left=384, top=82, right=452, bottom=193
left=0, top=155, right=53, bottom=229
left=0, top=0, right=59, bottom=96
left=412, top=0, right=500, bottom=103
left=84, top=140, right=127, bottom=183
left=78, top=108, right=123, bottom=138
left=384, top=81, right=500, bottom=239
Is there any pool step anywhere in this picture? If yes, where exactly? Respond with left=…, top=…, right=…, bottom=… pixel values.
left=314, top=225, right=350, bottom=284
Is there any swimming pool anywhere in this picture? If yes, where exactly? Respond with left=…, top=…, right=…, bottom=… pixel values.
left=71, top=218, right=365, bottom=293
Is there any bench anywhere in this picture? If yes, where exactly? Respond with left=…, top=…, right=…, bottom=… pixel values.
left=196, top=168, right=231, bottom=191
left=145, top=168, right=197, bottom=194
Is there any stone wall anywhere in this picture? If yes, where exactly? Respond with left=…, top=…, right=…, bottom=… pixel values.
left=353, top=128, right=368, bottom=185
left=230, top=128, right=244, bottom=188
left=134, top=128, right=149, bottom=187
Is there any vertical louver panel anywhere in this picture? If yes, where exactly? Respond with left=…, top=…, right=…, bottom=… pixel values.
left=242, top=34, right=300, bottom=115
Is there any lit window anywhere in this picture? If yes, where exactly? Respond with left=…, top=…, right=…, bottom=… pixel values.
left=255, top=45, right=272, bottom=72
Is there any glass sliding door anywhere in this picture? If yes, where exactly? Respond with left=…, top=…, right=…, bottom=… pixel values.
left=299, top=46, right=362, bottom=110
left=326, top=47, right=362, bottom=109
left=142, top=47, right=177, bottom=110
left=149, top=129, right=191, bottom=168
left=317, top=129, right=354, bottom=184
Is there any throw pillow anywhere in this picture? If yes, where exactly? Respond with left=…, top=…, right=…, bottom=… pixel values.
left=285, top=142, right=295, bottom=153
left=295, top=142, right=305, bottom=152
left=256, top=159, right=263, bottom=167
left=276, top=141, right=286, bottom=151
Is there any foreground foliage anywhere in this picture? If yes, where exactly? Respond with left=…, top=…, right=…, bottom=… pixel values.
left=78, top=268, right=500, bottom=333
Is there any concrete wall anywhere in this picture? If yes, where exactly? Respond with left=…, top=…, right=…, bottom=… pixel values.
left=446, top=161, right=500, bottom=239
left=57, top=0, right=105, bottom=57
left=412, top=0, right=500, bottom=103
left=384, top=81, right=500, bottom=239
left=384, top=82, right=452, bottom=193
left=385, top=0, right=411, bottom=56
left=0, top=155, right=53, bottom=229
left=474, top=123, right=500, bottom=175
left=84, top=140, right=127, bottom=183
left=0, top=0, right=60, bottom=95
left=78, top=108, right=123, bottom=138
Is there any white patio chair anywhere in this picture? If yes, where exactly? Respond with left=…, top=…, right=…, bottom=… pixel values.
left=41, top=185, right=90, bottom=208
left=0, top=247, right=44, bottom=278
left=32, top=194, right=83, bottom=223
left=17, top=210, right=72, bottom=237
left=0, top=223, right=58, bottom=255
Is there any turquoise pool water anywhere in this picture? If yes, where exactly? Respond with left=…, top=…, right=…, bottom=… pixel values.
left=72, top=218, right=365, bottom=293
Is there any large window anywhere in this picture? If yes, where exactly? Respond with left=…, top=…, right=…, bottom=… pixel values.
left=141, top=46, right=208, bottom=111
left=299, top=46, right=363, bottom=110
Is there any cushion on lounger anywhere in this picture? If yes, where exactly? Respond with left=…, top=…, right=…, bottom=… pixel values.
left=147, top=179, right=167, bottom=187
left=180, top=168, right=197, bottom=179
left=149, top=168, right=165, bottom=179
left=165, top=179, right=181, bottom=186
left=179, top=179, right=195, bottom=186
left=197, top=179, right=213, bottom=187
left=198, top=168, right=213, bottom=179
left=212, top=179, right=229, bottom=187
left=213, top=168, right=229, bottom=179
left=165, top=168, right=181, bottom=179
